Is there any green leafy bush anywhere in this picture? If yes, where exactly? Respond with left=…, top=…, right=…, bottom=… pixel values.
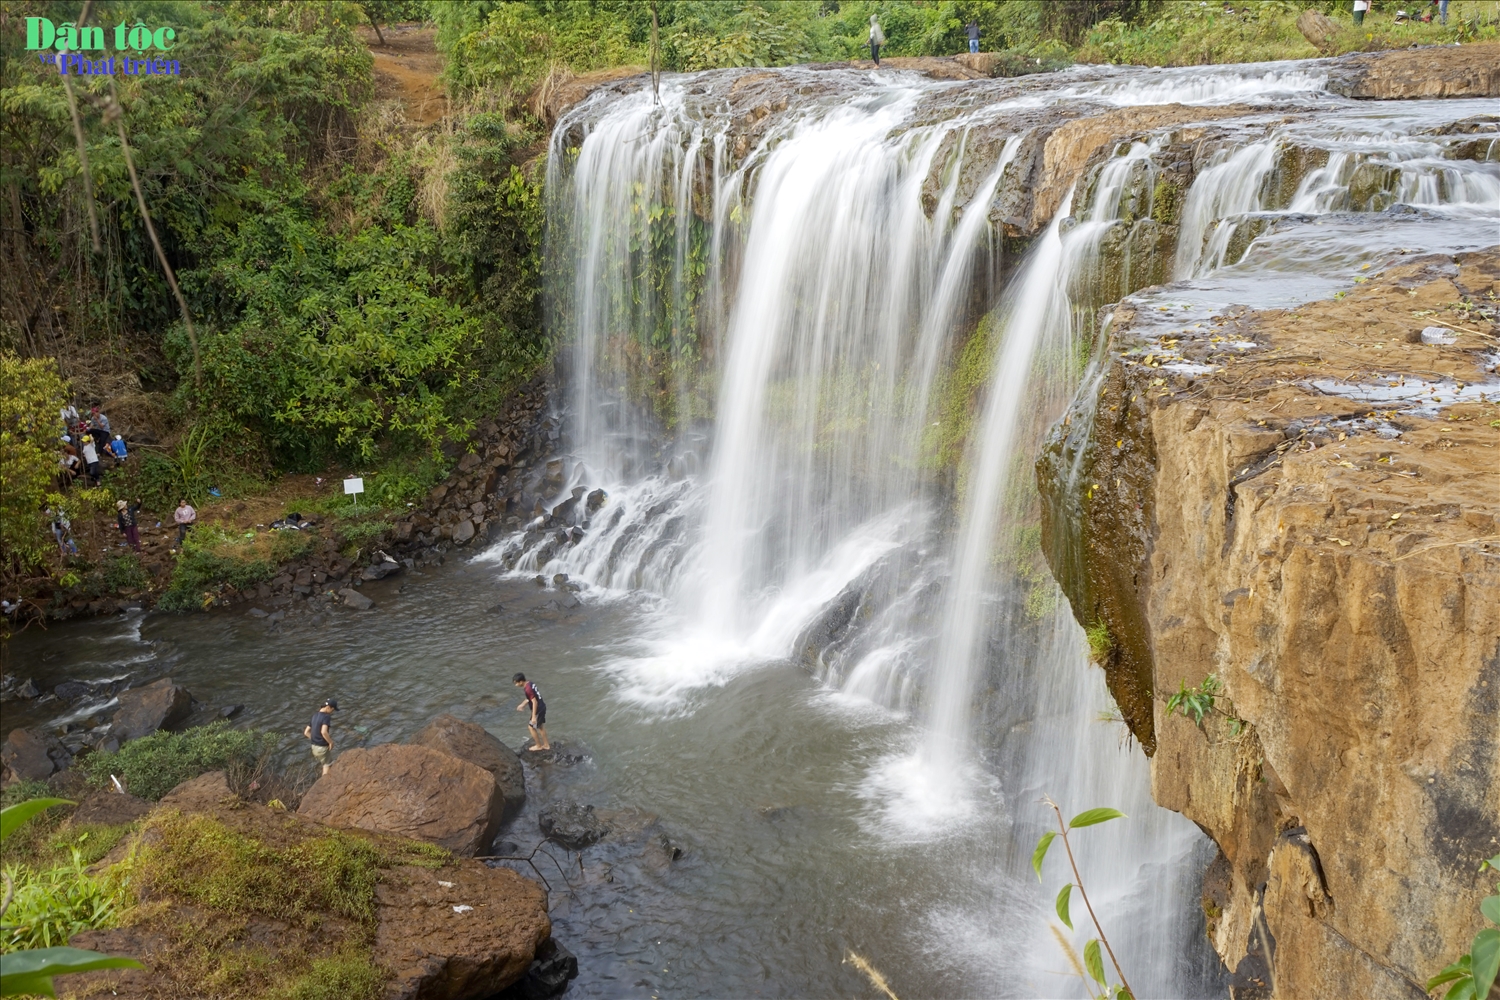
left=84, top=723, right=280, bottom=801
left=158, top=526, right=313, bottom=612
left=1165, top=675, right=1220, bottom=726
left=1, top=849, right=128, bottom=951
left=0, top=354, right=68, bottom=581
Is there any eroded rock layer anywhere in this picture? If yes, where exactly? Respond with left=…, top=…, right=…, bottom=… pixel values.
left=1038, top=252, right=1500, bottom=998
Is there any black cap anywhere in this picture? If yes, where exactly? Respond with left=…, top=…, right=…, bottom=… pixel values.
left=323, top=699, right=339, bottom=710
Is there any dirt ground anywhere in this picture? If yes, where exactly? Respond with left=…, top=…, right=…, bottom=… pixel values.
left=357, top=23, right=447, bottom=125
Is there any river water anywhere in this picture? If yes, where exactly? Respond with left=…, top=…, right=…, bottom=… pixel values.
left=8, top=58, right=1498, bottom=1000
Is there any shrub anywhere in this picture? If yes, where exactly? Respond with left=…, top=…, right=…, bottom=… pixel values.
left=84, top=723, right=281, bottom=801
left=158, top=526, right=313, bottom=611
left=0, top=353, right=69, bottom=580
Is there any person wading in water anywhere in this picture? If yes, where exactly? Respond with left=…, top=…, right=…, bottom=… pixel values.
left=304, top=698, right=338, bottom=774
left=513, top=673, right=550, bottom=751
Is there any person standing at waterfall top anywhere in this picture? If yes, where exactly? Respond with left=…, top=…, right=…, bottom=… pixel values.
left=868, top=15, right=885, bottom=66
left=965, top=19, right=981, bottom=53
left=513, top=672, right=550, bottom=751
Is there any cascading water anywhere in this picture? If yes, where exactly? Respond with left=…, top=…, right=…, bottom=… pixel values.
left=480, top=60, right=1500, bottom=997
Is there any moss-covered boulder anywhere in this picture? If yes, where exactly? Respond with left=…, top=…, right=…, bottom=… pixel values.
left=62, top=772, right=550, bottom=1000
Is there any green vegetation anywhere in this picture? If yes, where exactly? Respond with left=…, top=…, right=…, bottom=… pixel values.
left=158, top=525, right=314, bottom=611
left=85, top=722, right=281, bottom=800
left=0, top=355, right=69, bottom=581
left=0, top=798, right=145, bottom=995
left=1085, top=621, right=1114, bottom=664
left=1033, top=800, right=1134, bottom=1000
left=1427, top=854, right=1500, bottom=1000
left=1077, top=0, right=1499, bottom=66
left=269, top=950, right=387, bottom=1000
left=126, top=812, right=449, bottom=926
left=1164, top=674, right=1219, bottom=726
left=2, top=848, right=129, bottom=951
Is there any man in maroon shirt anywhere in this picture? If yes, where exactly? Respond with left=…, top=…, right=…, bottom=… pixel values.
left=513, top=672, right=550, bottom=751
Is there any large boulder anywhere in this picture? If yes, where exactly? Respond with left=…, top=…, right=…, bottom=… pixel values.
left=537, top=798, right=609, bottom=851
left=410, top=715, right=526, bottom=819
left=2, top=728, right=70, bottom=783
left=376, top=860, right=551, bottom=1000
left=65, top=789, right=551, bottom=1000
left=112, top=678, right=193, bottom=740
left=298, top=744, right=504, bottom=856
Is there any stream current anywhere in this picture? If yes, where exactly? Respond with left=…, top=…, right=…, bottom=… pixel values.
left=8, top=60, right=1498, bottom=999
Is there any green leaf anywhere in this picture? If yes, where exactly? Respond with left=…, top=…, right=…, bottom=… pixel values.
left=0, top=799, right=73, bottom=841
left=1444, top=977, right=1477, bottom=1000
left=1068, top=808, right=1127, bottom=829
left=1055, top=882, right=1073, bottom=930
left=1428, top=957, right=1472, bottom=991
left=1084, top=939, right=1106, bottom=985
left=1481, top=895, right=1500, bottom=926
left=0, top=948, right=144, bottom=998
left=1032, top=831, right=1055, bottom=881
left=1472, top=927, right=1500, bottom=1000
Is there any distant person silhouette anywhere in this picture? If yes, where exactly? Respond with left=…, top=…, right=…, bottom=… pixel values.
left=869, top=15, right=885, bottom=66
left=966, top=19, right=981, bottom=54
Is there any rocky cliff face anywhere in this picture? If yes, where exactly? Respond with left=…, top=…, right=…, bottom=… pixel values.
left=1038, top=253, right=1500, bottom=998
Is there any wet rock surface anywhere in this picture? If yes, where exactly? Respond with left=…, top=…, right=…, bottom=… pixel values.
left=111, top=677, right=193, bottom=740
left=1038, top=251, right=1500, bottom=999
left=299, top=743, right=507, bottom=856
left=538, top=798, right=610, bottom=850
left=1, top=727, right=71, bottom=783
left=411, top=714, right=527, bottom=819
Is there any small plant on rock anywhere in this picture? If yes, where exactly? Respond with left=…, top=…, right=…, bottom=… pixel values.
left=1426, top=854, right=1500, bottom=1000
left=1085, top=621, right=1113, bottom=664
left=1033, top=797, right=1134, bottom=1000
left=1166, top=675, right=1220, bottom=725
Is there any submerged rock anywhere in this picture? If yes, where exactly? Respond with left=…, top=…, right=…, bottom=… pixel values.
left=299, top=743, right=506, bottom=857
left=537, top=798, right=609, bottom=850
left=340, top=587, right=375, bottom=610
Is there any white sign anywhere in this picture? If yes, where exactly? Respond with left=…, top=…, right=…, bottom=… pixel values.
left=343, top=477, right=364, bottom=495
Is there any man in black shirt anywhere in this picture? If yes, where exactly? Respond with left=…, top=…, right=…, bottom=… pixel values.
left=304, top=698, right=338, bottom=774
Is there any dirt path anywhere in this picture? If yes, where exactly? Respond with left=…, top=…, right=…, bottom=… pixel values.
left=358, top=23, right=447, bottom=125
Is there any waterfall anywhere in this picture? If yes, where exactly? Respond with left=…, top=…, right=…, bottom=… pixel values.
left=489, top=62, right=1500, bottom=997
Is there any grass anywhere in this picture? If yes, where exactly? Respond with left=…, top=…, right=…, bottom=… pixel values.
left=1, top=848, right=130, bottom=951
left=1075, top=0, right=1500, bottom=67
left=158, top=525, right=314, bottom=611
left=1085, top=621, right=1114, bottom=664
left=84, top=722, right=281, bottom=801
left=268, top=950, right=387, bottom=1000
left=125, top=813, right=450, bottom=927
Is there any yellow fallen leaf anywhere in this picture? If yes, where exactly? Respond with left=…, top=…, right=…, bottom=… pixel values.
left=1115, top=439, right=1123, bottom=448
left=1337, top=461, right=1355, bottom=468
left=1390, top=512, right=1402, bottom=520
left=1330, top=538, right=1350, bottom=546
